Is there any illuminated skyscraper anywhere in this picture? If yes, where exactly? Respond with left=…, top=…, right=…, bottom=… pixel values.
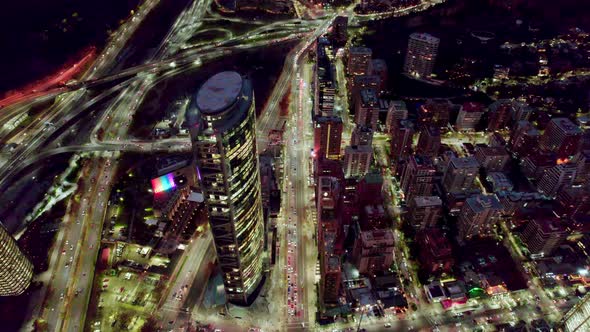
left=540, top=117, right=583, bottom=159
left=404, top=33, right=439, bottom=78
left=187, top=71, right=264, bottom=305
left=314, top=116, right=343, bottom=160
left=442, top=156, right=479, bottom=194
left=562, top=292, right=590, bottom=331
left=416, top=126, right=441, bottom=157
left=331, top=15, right=348, bottom=46
left=390, top=119, right=415, bottom=165
left=354, top=88, right=379, bottom=131
left=458, top=194, right=502, bottom=240
left=0, top=224, right=33, bottom=296
left=343, top=145, right=373, bottom=179
left=347, top=47, right=372, bottom=76
left=400, top=155, right=436, bottom=201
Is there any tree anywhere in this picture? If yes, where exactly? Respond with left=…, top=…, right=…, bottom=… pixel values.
left=33, top=319, right=48, bottom=332
left=118, top=312, right=132, bottom=330
left=141, top=317, right=159, bottom=332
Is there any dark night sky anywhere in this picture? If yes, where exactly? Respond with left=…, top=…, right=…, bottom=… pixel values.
left=0, top=0, right=589, bottom=94
left=0, top=0, right=139, bottom=93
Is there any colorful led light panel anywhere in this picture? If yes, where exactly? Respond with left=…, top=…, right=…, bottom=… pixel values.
left=151, top=173, right=176, bottom=193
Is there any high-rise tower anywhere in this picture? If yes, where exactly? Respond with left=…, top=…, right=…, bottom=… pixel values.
left=0, top=224, right=33, bottom=296
left=187, top=71, right=265, bottom=305
left=404, top=33, right=439, bottom=78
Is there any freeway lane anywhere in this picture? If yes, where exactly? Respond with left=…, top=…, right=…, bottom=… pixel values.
left=256, top=15, right=336, bottom=153
left=32, top=1, right=214, bottom=330
left=283, top=63, right=317, bottom=331
left=2, top=0, right=163, bottom=168
left=54, top=1, right=216, bottom=330
left=159, top=233, right=214, bottom=330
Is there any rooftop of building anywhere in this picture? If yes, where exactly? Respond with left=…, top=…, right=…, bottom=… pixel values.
left=476, top=145, right=509, bottom=156
left=465, top=194, right=502, bottom=212
left=327, top=255, right=341, bottom=271
left=354, top=125, right=373, bottom=134
left=486, top=172, right=513, bottom=189
left=353, top=74, right=380, bottom=85
left=450, top=156, right=480, bottom=169
left=349, top=46, right=372, bottom=55
left=316, top=115, right=343, bottom=124
left=549, top=117, right=583, bottom=134
left=390, top=100, right=407, bottom=111
left=424, top=98, right=452, bottom=108
left=444, top=280, right=466, bottom=297
left=398, top=119, right=414, bottom=129
left=488, top=99, right=514, bottom=111
left=524, top=152, right=557, bottom=165
left=360, top=88, right=378, bottom=104
left=461, top=102, right=485, bottom=113
left=532, top=217, right=567, bottom=234
left=346, top=145, right=373, bottom=153
left=418, top=228, right=452, bottom=253
left=361, top=170, right=383, bottom=184
left=187, top=71, right=252, bottom=132
left=364, top=204, right=385, bottom=215
left=371, top=58, right=387, bottom=70
left=426, top=282, right=446, bottom=298
left=196, top=71, right=243, bottom=114
left=425, top=125, right=441, bottom=136
left=412, top=154, right=435, bottom=167
left=516, top=120, right=540, bottom=134
left=409, top=32, right=440, bottom=43
left=360, top=228, right=394, bottom=244
left=412, top=195, right=442, bottom=207
left=378, top=99, right=393, bottom=110
left=496, top=190, right=545, bottom=202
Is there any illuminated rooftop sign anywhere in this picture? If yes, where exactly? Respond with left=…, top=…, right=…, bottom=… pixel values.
left=151, top=173, right=176, bottom=193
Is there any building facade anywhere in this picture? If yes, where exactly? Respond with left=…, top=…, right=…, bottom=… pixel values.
left=0, top=224, right=33, bottom=296
left=344, top=145, right=373, bottom=179
left=408, top=196, right=443, bottom=229
left=347, top=47, right=372, bottom=76
left=400, top=155, right=436, bottom=201
left=314, top=116, right=343, bottom=160
left=352, top=229, right=395, bottom=274
left=442, top=156, right=479, bottom=194
left=416, top=126, right=441, bottom=157
left=487, top=100, right=513, bottom=131
left=187, top=71, right=265, bottom=305
left=540, top=118, right=583, bottom=159
left=418, top=99, right=451, bottom=130
left=354, top=88, right=380, bottom=130
left=561, top=292, right=590, bottom=332
left=404, top=33, right=440, bottom=78
left=390, top=119, right=415, bottom=165
left=537, top=162, right=577, bottom=198
left=351, top=125, right=374, bottom=147
left=521, top=218, right=566, bottom=257
left=455, top=102, right=484, bottom=131
left=458, top=194, right=502, bottom=240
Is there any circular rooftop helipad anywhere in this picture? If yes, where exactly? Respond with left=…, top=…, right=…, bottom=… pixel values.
left=196, top=71, right=243, bottom=114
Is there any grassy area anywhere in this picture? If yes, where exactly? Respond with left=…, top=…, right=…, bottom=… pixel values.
left=186, top=29, right=229, bottom=46
left=64, top=159, right=84, bottom=183
left=199, top=20, right=255, bottom=36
